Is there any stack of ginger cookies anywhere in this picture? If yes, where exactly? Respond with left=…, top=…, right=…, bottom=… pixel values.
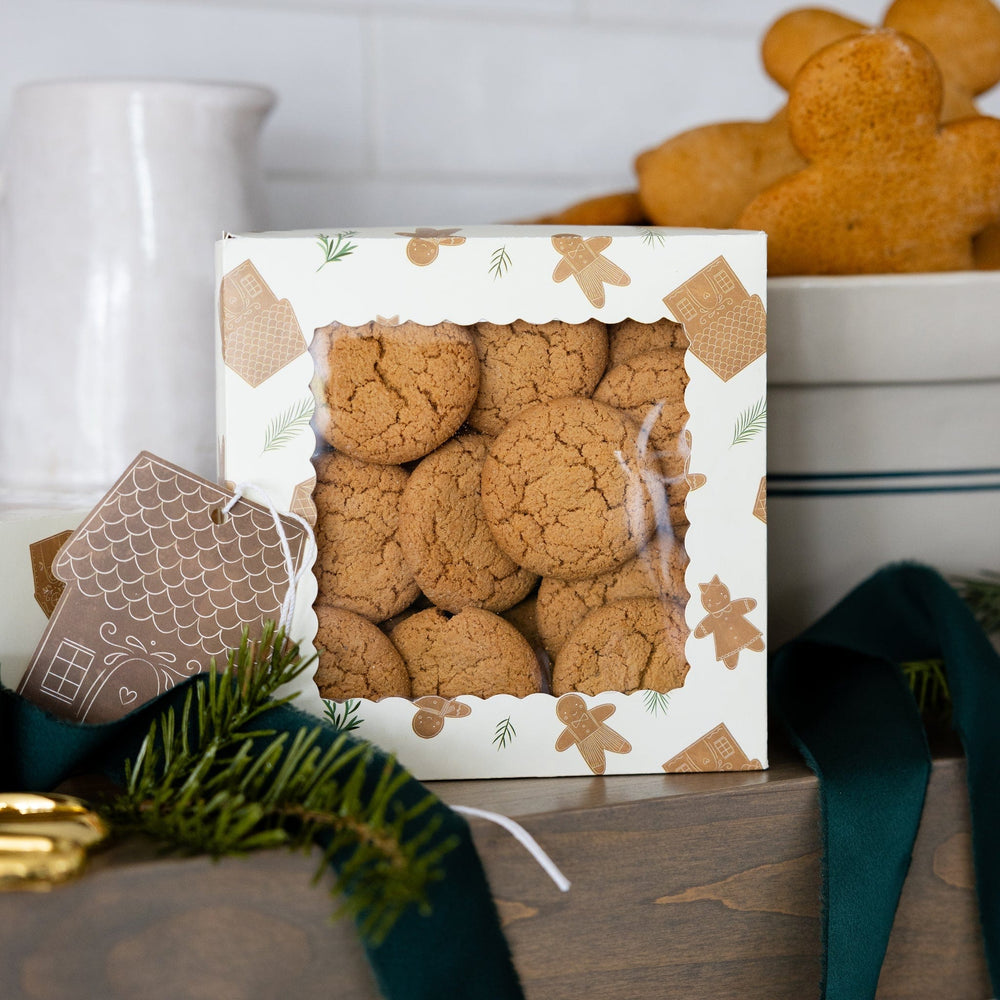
left=308, top=315, right=693, bottom=704
left=539, top=0, right=1000, bottom=274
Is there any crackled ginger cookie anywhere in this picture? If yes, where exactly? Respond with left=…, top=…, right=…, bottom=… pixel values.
left=313, top=606, right=411, bottom=701
left=310, top=319, right=479, bottom=464
left=467, top=319, right=609, bottom=436
left=537, top=533, right=688, bottom=656
left=398, top=434, right=537, bottom=613
left=552, top=597, right=690, bottom=697
left=312, top=450, right=419, bottom=622
left=607, top=318, right=687, bottom=367
left=593, top=348, right=688, bottom=456
left=737, top=30, right=1000, bottom=274
left=390, top=607, right=543, bottom=699
left=593, top=347, right=689, bottom=524
left=481, top=397, right=662, bottom=581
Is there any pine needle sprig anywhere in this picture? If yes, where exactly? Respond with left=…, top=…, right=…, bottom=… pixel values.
left=642, top=690, right=671, bottom=716
left=489, top=245, right=512, bottom=280
left=105, top=623, right=454, bottom=943
left=956, top=571, right=1000, bottom=636
left=317, top=231, right=358, bottom=270
left=900, top=658, right=951, bottom=722
left=261, top=396, right=315, bottom=454
left=731, top=397, right=767, bottom=446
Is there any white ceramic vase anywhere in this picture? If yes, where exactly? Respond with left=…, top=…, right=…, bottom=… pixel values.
left=0, top=79, right=275, bottom=503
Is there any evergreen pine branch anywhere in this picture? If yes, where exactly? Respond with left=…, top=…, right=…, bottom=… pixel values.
left=731, top=397, right=767, bottom=446
left=262, top=396, right=315, bottom=454
left=642, top=690, right=670, bottom=716
left=956, top=571, right=1000, bottom=635
left=317, top=231, right=359, bottom=270
left=492, top=716, right=516, bottom=750
left=489, top=245, right=512, bottom=280
left=900, top=659, right=951, bottom=719
left=106, top=623, right=453, bottom=944
left=640, top=229, right=666, bottom=247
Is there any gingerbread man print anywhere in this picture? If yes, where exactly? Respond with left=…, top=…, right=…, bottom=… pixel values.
left=551, top=234, right=630, bottom=308
left=411, top=696, right=472, bottom=739
left=395, top=228, right=466, bottom=266
left=554, top=693, right=631, bottom=775
left=693, top=575, right=764, bottom=669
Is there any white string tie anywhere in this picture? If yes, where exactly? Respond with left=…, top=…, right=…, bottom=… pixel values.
left=222, top=482, right=317, bottom=628
left=452, top=805, right=570, bottom=893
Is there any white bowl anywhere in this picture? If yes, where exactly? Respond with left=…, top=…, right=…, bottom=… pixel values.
left=766, top=271, right=1000, bottom=644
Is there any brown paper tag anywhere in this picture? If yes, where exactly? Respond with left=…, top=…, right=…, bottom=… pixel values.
left=17, top=453, right=309, bottom=723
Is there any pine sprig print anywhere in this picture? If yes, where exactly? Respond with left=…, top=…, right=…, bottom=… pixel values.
left=731, top=397, right=767, bottom=446
left=317, top=230, right=358, bottom=270
left=489, top=245, right=512, bottom=280
left=324, top=698, right=364, bottom=734
left=492, top=716, right=517, bottom=750
left=640, top=229, right=666, bottom=247
left=262, top=396, right=315, bottom=454
left=642, top=690, right=671, bottom=716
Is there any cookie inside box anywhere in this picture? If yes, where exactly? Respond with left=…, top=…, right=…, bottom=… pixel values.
left=305, top=316, right=695, bottom=706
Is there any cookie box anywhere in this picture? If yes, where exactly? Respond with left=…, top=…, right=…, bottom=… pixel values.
left=216, top=226, right=768, bottom=778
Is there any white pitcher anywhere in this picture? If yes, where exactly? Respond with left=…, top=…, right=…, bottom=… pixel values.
left=0, top=79, right=275, bottom=502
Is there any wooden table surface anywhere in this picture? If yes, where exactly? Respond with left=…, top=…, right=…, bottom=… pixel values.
left=0, top=741, right=990, bottom=1000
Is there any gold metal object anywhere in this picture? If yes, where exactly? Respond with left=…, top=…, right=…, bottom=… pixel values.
left=0, top=834, right=87, bottom=890
left=0, top=792, right=109, bottom=889
left=0, top=792, right=91, bottom=817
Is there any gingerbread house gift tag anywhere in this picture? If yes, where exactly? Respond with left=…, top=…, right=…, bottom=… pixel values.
left=17, top=453, right=309, bottom=724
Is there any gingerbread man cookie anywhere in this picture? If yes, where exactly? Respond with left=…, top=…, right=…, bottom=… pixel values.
left=535, top=190, right=648, bottom=226
left=692, top=575, right=764, bottom=670
left=737, top=30, right=1000, bottom=274
left=551, top=235, right=630, bottom=309
left=553, top=693, right=631, bottom=775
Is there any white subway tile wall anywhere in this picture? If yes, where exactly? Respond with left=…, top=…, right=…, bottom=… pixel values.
left=2, top=0, right=998, bottom=227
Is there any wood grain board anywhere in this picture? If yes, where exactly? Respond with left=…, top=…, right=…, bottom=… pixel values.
left=0, top=744, right=989, bottom=999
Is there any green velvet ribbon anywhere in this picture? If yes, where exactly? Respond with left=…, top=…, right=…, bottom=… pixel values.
left=0, top=679, right=525, bottom=1000
left=770, top=563, right=1000, bottom=999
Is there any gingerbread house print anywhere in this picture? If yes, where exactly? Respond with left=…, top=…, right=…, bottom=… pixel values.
left=663, top=256, right=766, bottom=382
left=219, top=259, right=306, bottom=388
left=662, top=723, right=762, bottom=773
left=18, top=453, right=309, bottom=724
